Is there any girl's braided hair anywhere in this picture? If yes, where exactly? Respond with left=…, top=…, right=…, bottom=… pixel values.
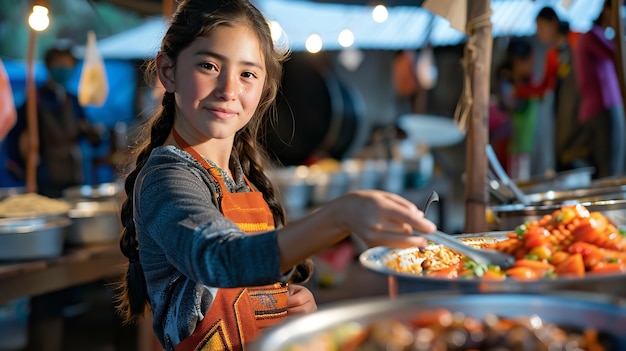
left=115, top=0, right=312, bottom=324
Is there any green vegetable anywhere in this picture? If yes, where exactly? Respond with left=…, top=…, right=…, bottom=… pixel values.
left=515, top=224, right=527, bottom=239
left=608, top=257, right=619, bottom=263
left=463, top=260, right=488, bottom=278
left=552, top=213, right=564, bottom=224
left=543, top=271, right=558, bottom=279
left=619, top=228, right=626, bottom=238
left=524, top=254, right=539, bottom=261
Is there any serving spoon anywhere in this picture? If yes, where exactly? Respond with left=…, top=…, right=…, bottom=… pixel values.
left=413, top=230, right=516, bottom=269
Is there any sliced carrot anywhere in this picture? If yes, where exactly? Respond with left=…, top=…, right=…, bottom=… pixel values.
left=482, top=270, right=506, bottom=281
left=591, top=262, right=626, bottom=275
left=428, top=266, right=458, bottom=279
left=583, top=250, right=606, bottom=269
left=555, top=253, right=585, bottom=277
left=506, top=267, right=540, bottom=281
left=550, top=251, right=570, bottom=266
left=513, top=259, right=554, bottom=271
left=568, top=241, right=597, bottom=256
left=524, top=228, right=550, bottom=248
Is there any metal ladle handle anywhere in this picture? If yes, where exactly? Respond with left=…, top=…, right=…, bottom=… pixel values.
left=486, top=145, right=531, bottom=206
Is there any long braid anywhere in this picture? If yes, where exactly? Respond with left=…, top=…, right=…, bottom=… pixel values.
left=115, top=92, right=176, bottom=323
left=235, top=124, right=314, bottom=284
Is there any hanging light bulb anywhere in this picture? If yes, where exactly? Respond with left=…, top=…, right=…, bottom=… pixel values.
left=372, top=4, right=388, bottom=23
left=28, top=5, right=50, bottom=32
left=338, top=29, right=354, bottom=48
left=306, top=34, right=323, bottom=53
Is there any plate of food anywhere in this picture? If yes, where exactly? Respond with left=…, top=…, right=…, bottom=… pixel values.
left=360, top=204, right=626, bottom=295
left=250, top=291, right=626, bottom=351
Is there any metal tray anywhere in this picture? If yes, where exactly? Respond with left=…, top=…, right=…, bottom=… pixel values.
left=359, top=232, right=626, bottom=297
left=0, top=216, right=70, bottom=260
left=250, top=292, right=626, bottom=351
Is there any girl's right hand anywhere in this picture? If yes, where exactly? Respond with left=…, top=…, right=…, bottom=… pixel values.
left=328, top=190, right=436, bottom=249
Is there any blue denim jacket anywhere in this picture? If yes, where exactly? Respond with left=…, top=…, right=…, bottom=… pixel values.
left=133, top=146, right=284, bottom=350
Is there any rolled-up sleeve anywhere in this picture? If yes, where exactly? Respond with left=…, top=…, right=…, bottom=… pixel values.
left=134, top=162, right=283, bottom=288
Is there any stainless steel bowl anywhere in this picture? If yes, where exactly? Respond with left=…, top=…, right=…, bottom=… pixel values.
left=66, top=201, right=121, bottom=245
left=490, top=199, right=626, bottom=231
left=0, top=216, right=70, bottom=260
left=250, top=292, right=626, bottom=351
left=360, top=231, right=626, bottom=297
left=62, top=182, right=124, bottom=204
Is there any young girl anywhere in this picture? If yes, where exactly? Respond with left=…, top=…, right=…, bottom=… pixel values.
left=116, top=1, right=436, bottom=350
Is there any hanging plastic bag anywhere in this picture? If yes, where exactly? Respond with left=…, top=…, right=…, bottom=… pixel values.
left=78, top=31, right=108, bottom=107
left=0, top=58, right=17, bottom=140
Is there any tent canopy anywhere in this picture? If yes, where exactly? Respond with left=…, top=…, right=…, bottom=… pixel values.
left=84, top=0, right=605, bottom=59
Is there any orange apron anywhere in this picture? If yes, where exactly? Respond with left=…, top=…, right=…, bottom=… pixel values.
left=173, top=130, right=288, bottom=351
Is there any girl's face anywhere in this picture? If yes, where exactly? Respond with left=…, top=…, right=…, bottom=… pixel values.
left=161, top=24, right=266, bottom=144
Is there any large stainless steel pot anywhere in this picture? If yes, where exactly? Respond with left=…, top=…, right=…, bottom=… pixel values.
left=62, top=182, right=124, bottom=245
left=66, top=201, right=121, bottom=245
left=517, top=167, right=595, bottom=194
left=490, top=199, right=626, bottom=231
left=62, top=182, right=124, bottom=205
left=0, top=216, right=70, bottom=260
left=250, top=292, right=626, bottom=351
left=359, top=231, right=626, bottom=297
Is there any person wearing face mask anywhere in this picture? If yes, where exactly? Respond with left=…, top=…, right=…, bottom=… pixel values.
left=7, top=43, right=102, bottom=198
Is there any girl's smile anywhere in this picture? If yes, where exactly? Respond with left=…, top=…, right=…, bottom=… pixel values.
left=158, top=23, right=266, bottom=161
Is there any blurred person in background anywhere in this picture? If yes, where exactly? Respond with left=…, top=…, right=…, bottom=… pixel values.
left=4, top=43, right=102, bottom=351
left=568, top=0, right=624, bottom=178
left=6, top=42, right=102, bottom=198
left=533, top=7, right=581, bottom=173
left=495, top=38, right=539, bottom=181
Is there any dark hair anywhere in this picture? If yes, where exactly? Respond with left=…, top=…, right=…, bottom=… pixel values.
left=496, top=38, right=533, bottom=83
left=536, top=6, right=559, bottom=23
left=44, top=47, right=76, bottom=68
left=506, top=38, right=533, bottom=60
left=115, top=0, right=312, bottom=324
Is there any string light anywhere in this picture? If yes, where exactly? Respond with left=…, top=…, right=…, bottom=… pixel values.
left=306, top=34, right=323, bottom=53
left=338, top=29, right=354, bottom=48
left=372, top=4, right=388, bottom=23
left=28, top=5, right=49, bottom=31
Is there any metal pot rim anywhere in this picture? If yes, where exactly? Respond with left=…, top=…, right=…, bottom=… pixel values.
left=0, top=217, right=71, bottom=234
left=490, top=199, right=626, bottom=217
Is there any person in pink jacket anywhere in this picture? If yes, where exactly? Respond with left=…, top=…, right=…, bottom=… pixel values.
left=570, top=0, right=624, bottom=178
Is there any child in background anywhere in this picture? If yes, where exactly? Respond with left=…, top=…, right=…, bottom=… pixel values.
left=496, top=38, right=540, bottom=181
left=114, top=1, right=436, bottom=350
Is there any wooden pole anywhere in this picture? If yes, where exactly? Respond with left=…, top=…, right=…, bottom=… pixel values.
left=463, top=0, right=492, bottom=233
left=611, top=0, right=626, bottom=108
left=25, top=27, right=39, bottom=193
